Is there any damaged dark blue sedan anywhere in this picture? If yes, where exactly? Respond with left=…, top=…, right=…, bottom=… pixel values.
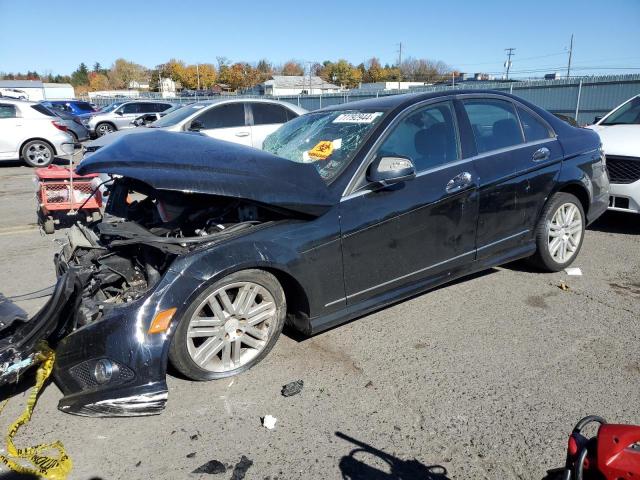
left=0, top=90, right=609, bottom=416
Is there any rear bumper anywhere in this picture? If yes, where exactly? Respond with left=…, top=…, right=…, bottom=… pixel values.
left=608, top=180, right=640, bottom=214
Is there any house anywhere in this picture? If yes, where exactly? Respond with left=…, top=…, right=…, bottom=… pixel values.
left=43, top=83, right=75, bottom=99
left=260, top=76, right=341, bottom=96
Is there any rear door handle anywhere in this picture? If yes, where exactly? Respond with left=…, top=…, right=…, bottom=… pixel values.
left=235, top=132, right=250, bottom=137
left=532, top=147, right=550, bottom=162
left=446, top=171, right=473, bottom=193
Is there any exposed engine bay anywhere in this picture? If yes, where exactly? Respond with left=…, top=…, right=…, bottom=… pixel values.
left=58, top=178, right=287, bottom=329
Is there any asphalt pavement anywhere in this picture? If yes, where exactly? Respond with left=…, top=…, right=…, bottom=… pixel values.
left=0, top=163, right=638, bottom=480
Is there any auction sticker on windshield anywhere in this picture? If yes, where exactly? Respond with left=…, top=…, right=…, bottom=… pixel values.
left=332, top=112, right=383, bottom=124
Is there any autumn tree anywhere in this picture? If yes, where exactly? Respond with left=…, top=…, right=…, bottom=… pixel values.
left=364, top=57, right=386, bottom=83
left=218, top=62, right=258, bottom=91
left=88, top=72, right=111, bottom=91
left=318, top=59, right=362, bottom=88
left=280, top=60, right=304, bottom=76
left=108, top=58, right=148, bottom=89
left=255, top=59, right=273, bottom=83
left=400, top=57, right=450, bottom=82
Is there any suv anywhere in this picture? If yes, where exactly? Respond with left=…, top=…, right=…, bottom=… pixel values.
left=84, top=99, right=306, bottom=154
left=86, top=101, right=175, bottom=137
left=45, top=100, right=98, bottom=118
left=589, top=95, right=640, bottom=214
left=0, top=99, right=74, bottom=167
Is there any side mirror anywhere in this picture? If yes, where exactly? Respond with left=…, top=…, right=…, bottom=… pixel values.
left=593, top=116, right=602, bottom=124
left=189, top=120, right=204, bottom=132
left=367, top=156, right=416, bottom=187
left=115, top=110, right=124, bottom=116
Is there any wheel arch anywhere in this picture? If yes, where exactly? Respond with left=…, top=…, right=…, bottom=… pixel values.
left=556, top=181, right=591, bottom=217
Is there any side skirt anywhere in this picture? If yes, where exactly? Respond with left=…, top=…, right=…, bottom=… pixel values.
left=309, top=242, right=536, bottom=335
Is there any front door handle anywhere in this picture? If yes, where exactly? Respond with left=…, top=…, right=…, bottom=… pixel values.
left=532, top=147, right=550, bottom=162
left=235, top=131, right=250, bottom=137
left=445, top=171, right=473, bottom=194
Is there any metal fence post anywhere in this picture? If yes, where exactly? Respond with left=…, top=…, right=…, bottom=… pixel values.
left=319, top=93, right=322, bottom=109
left=297, top=95, right=300, bottom=107
left=509, top=84, right=513, bottom=94
left=575, top=79, right=583, bottom=121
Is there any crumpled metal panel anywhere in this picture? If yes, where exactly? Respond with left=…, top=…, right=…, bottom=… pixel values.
left=76, top=130, right=335, bottom=217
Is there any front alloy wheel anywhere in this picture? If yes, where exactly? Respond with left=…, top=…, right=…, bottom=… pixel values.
left=169, top=270, right=286, bottom=380
left=95, top=123, right=115, bottom=136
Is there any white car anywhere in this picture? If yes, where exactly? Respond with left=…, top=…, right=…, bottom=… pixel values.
left=0, top=99, right=75, bottom=167
left=83, top=98, right=307, bottom=154
left=0, top=88, right=28, bottom=100
left=589, top=94, right=640, bottom=214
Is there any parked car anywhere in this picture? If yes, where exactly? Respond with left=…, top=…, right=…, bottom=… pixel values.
left=0, top=88, right=28, bottom=100
left=131, top=104, right=188, bottom=127
left=40, top=103, right=90, bottom=141
left=553, top=113, right=579, bottom=127
left=43, top=100, right=98, bottom=118
left=0, top=99, right=74, bottom=167
left=83, top=98, right=306, bottom=154
left=588, top=94, right=640, bottom=214
left=85, top=100, right=175, bottom=137
left=0, top=90, right=609, bottom=416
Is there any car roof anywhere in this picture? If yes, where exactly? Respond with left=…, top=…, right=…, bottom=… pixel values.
left=187, top=97, right=307, bottom=113
left=318, top=89, right=521, bottom=112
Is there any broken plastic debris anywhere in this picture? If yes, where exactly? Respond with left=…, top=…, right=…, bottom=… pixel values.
left=564, top=267, right=582, bottom=276
left=262, top=415, right=277, bottom=430
left=192, top=459, right=226, bottom=474
left=558, top=281, right=570, bottom=291
left=281, top=380, right=304, bottom=397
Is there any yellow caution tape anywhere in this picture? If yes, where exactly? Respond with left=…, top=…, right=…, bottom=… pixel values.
left=308, top=140, right=334, bottom=160
left=0, top=342, right=72, bottom=479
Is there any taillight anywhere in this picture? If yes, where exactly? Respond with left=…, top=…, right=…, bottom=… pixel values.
left=52, top=121, right=68, bottom=132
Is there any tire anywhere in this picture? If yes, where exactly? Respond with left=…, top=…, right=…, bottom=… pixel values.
left=169, top=269, right=286, bottom=381
left=21, top=140, right=54, bottom=167
left=43, top=217, right=55, bottom=234
left=95, top=122, right=115, bottom=137
left=528, top=192, right=585, bottom=272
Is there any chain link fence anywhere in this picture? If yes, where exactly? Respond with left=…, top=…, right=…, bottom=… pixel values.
left=81, top=74, right=640, bottom=125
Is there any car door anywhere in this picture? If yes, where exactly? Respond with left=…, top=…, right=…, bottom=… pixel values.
left=340, top=100, right=479, bottom=304
left=189, top=102, right=252, bottom=147
left=248, top=103, right=298, bottom=149
left=115, top=102, right=142, bottom=129
left=0, top=103, right=20, bottom=157
left=460, top=97, right=533, bottom=260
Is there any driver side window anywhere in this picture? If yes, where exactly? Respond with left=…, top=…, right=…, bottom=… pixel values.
left=376, top=101, right=460, bottom=173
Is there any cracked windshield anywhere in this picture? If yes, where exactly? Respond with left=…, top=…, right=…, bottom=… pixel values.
left=263, top=110, right=385, bottom=182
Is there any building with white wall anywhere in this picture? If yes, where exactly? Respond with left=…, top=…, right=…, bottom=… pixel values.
left=261, top=76, right=341, bottom=96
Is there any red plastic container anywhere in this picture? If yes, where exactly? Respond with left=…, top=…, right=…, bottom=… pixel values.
left=35, top=165, right=102, bottom=233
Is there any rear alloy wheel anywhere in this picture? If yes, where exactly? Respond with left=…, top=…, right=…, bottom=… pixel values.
left=21, top=140, right=54, bottom=167
left=529, top=192, right=585, bottom=271
left=169, top=269, right=286, bottom=381
left=95, top=122, right=115, bottom=136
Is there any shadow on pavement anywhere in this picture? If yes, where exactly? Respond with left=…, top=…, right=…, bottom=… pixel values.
left=588, top=210, right=640, bottom=235
left=336, top=431, right=450, bottom=480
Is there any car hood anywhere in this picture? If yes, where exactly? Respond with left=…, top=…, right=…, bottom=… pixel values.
left=85, top=127, right=151, bottom=150
left=588, top=124, right=640, bottom=156
left=76, top=130, right=334, bottom=217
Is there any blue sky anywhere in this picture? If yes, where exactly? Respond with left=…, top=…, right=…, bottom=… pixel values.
left=1, top=0, right=639, bottom=77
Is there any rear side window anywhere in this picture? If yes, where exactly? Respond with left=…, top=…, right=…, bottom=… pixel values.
left=156, top=103, right=173, bottom=112
left=517, top=106, right=552, bottom=142
left=251, top=103, right=291, bottom=125
left=195, top=103, right=245, bottom=129
left=74, top=102, right=95, bottom=112
left=463, top=99, right=524, bottom=153
left=31, top=104, right=55, bottom=117
left=377, top=101, right=459, bottom=172
left=121, top=103, right=142, bottom=114
left=0, top=104, right=16, bottom=118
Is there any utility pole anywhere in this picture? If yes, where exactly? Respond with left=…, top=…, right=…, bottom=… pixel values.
left=397, top=42, right=403, bottom=90
left=567, top=34, right=574, bottom=78
left=504, top=48, right=515, bottom=80
left=196, top=63, right=200, bottom=90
